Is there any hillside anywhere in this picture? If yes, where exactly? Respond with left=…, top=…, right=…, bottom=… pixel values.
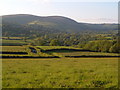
left=1, top=14, right=118, bottom=36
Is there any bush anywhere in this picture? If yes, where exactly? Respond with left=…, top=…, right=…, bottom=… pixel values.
left=109, top=42, right=120, bottom=53
left=84, top=40, right=114, bottom=53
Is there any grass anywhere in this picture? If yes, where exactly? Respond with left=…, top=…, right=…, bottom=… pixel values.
left=3, top=58, right=118, bottom=88
left=52, top=51, right=119, bottom=57
left=1, top=46, right=55, bottom=57
left=2, top=40, right=27, bottom=46
left=37, top=46, right=80, bottom=50
left=2, top=40, right=26, bottom=43
left=1, top=46, right=26, bottom=52
left=1, top=54, right=29, bottom=57
left=1, top=46, right=119, bottom=58
left=1, top=46, right=77, bottom=52
left=1, top=37, right=24, bottom=40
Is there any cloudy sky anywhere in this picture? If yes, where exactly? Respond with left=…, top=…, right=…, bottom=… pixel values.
left=0, top=0, right=119, bottom=23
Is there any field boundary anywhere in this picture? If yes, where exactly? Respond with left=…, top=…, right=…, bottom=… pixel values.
left=1, top=52, right=28, bottom=54
left=65, top=56, right=120, bottom=58
left=1, top=56, right=120, bottom=59
left=1, top=56, right=60, bottom=58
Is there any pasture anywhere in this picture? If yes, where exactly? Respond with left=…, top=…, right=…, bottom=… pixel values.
left=37, top=46, right=80, bottom=50
left=1, top=46, right=26, bottom=52
left=2, top=39, right=27, bottom=46
left=1, top=44, right=119, bottom=88
left=2, top=58, right=118, bottom=88
left=1, top=46, right=119, bottom=58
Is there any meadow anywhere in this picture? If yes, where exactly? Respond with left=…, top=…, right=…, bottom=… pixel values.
left=1, top=38, right=119, bottom=88
left=1, top=46, right=119, bottom=58
left=2, top=39, right=27, bottom=46
left=1, top=46, right=26, bottom=52
left=2, top=12, right=119, bottom=89
left=37, top=46, right=80, bottom=50
left=53, top=51, right=119, bottom=57
left=2, top=58, right=118, bottom=88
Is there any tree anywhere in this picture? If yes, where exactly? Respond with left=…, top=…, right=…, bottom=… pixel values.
left=83, top=40, right=114, bottom=52
left=100, top=40, right=113, bottom=52
left=49, top=39, right=60, bottom=46
left=34, top=38, right=47, bottom=46
left=84, top=42, right=96, bottom=51
left=109, top=42, right=120, bottom=53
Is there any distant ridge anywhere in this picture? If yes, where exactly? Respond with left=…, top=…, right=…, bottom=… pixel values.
left=1, top=14, right=118, bottom=36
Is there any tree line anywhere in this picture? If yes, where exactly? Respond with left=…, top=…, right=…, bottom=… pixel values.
left=32, top=33, right=119, bottom=53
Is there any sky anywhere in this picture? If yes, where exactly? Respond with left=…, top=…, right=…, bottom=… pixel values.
left=0, top=0, right=119, bottom=23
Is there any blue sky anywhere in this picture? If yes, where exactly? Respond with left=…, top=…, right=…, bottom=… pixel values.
left=1, top=0, right=119, bottom=23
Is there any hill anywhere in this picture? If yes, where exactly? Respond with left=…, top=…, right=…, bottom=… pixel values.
left=1, top=14, right=118, bottom=36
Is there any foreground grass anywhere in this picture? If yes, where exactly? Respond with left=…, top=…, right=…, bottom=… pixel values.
left=3, top=58, right=118, bottom=88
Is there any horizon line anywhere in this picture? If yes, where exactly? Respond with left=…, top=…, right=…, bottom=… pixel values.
left=1, top=13, right=118, bottom=24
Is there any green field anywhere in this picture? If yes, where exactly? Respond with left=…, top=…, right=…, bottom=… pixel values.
left=1, top=46, right=119, bottom=58
left=1, top=46, right=26, bottom=52
left=3, top=58, right=118, bottom=88
left=37, top=46, right=80, bottom=50
left=1, top=13, right=119, bottom=89
left=2, top=39, right=27, bottom=46
left=53, top=51, right=119, bottom=57
left=1, top=44, right=119, bottom=88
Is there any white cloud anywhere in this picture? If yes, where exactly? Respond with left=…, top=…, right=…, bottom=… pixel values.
left=80, top=18, right=118, bottom=24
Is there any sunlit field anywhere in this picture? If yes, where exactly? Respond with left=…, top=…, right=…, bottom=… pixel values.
left=3, top=58, right=118, bottom=88
left=1, top=1, right=119, bottom=89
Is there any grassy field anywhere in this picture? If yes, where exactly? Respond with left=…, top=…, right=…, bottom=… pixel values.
left=1, top=46, right=77, bottom=52
left=2, top=39, right=27, bottom=46
left=1, top=46, right=119, bottom=58
left=1, top=45, right=119, bottom=88
left=3, top=58, right=118, bottom=88
left=37, top=46, right=80, bottom=50
left=52, top=51, right=119, bottom=57
left=1, top=37, right=25, bottom=39
left=1, top=46, right=26, bottom=52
